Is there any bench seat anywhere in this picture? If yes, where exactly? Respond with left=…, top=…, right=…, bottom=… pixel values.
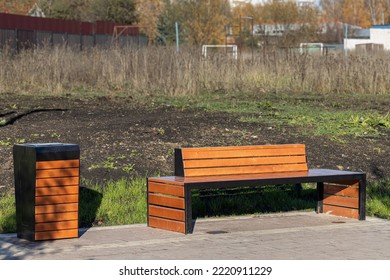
left=147, top=144, right=366, bottom=234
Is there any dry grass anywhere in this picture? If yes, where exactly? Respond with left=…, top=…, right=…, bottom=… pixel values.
left=1, top=45, right=390, bottom=96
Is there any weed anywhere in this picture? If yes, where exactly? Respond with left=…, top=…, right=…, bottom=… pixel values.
left=103, top=160, right=117, bottom=170
left=122, top=164, right=135, bottom=174
left=157, top=128, right=165, bottom=135
left=130, top=149, right=138, bottom=157
left=2, top=47, right=390, bottom=97
left=373, top=147, right=385, bottom=154
left=0, top=138, right=12, bottom=146
left=50, top=132, right=61, bottom=139
left=88, top=155, right=136, bottom=173
left=88, top=164, right=100, bottom=170
left=15, top=138, right=26, bottom=144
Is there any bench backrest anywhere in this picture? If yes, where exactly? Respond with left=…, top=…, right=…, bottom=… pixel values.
left=174, top=144, right=308, bottom=177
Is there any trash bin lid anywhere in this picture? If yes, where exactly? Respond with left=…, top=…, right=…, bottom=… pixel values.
left=14, top=143, right=80, bottom=161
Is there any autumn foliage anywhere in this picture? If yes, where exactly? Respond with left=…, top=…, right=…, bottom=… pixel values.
left=2, top=0, right=390, bottom=45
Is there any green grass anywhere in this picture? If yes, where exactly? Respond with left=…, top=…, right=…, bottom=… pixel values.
left=150, top=92, right=389, bottom=141
left=367, top=179, right=390, bottom=219
left=79, top=177, right=147, bottom=227
left=0, top=191, right=16, bottom=233
left=0, top=178, right=389, bottom=234
left=192, top=184, right=317, bottom=218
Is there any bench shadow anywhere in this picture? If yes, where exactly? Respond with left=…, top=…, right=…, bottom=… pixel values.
left=192, top=184, right=317, bottom=219
left=78, top=186, right=103, bottom=237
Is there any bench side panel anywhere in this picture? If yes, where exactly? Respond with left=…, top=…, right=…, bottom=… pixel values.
left=147, top=179, right=186, bottom=233
left=321, top=181, right=361, bottom=219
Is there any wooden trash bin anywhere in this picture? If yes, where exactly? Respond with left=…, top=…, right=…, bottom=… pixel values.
left=13, top=143, right=80, bottom=241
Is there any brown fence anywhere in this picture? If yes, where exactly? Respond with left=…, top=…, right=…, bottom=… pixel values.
left=0, top=13, right=147, bottom=50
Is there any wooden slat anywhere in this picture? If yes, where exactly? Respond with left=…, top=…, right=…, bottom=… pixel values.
left=35, top=220, right=78, bottom=232
left=148, top=177, right=185, bottom=186
left=36, top=168, right=79, bottom=179
left=35, top=194, right=79, bottom=205
left=148, top=193, right=185, bottom=209
left=35, top=211, right=78, bottom=223
left=36, top=159, right=79, bottom=170
left=323, top=195, right=359, bottom=209
left=183, top=148, right=306, bottom=160
left=325, top=180, right=360, bottom=187
left=182, top=144, right=305, bottom=153
left=184, top=155, right=307, bottom=169
left=148, top=181, right=184, bottom=197
left=149, top=205, right=185, bottom=221
left=323, top=204, right=359, bottom=219
left=35, top=185, right=79, bottom=197
left=324, top=184, right=359, bottom=197
left=36, top=177, right=79, bottom=187
left=182, top=146, right=306, bottom=160
left=148, top=216, right=185, bottom=233
left=35, top=228, right=78, bottom=240
left=35, top=203, right=79, bottom=214
left=184, top=163, right=308, bottom=177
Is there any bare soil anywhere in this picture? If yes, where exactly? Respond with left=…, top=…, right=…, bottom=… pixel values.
left=0, top=94, right=389, bottom=191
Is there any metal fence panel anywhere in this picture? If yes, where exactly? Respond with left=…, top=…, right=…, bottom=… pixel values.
left=36, top=31, right=52, bottom=47
left=0, top=28, right=16, bottom=48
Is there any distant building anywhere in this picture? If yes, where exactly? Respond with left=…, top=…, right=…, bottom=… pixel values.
left=297, top=0, right=315, bottom=7
left=255, top=21, right=363, bottom=37
left=344, top=25, right=390, bottom=51
left=0, top=1, right=44, bottom=17
left=28, top=3, right=45, bottom=17
left=230, top=0, right=253, bottom=7
left=230, top=0, right=316, bottom=7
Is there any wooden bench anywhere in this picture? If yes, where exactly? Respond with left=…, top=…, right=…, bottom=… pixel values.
left=147, top=144, right=366, bottom=234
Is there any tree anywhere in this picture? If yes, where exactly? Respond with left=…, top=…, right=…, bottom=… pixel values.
left=254, top=1, right=321, bottom=47
left=341, top=0, right=370, bottom=27
left=259, top=1, right=300, bottom=24
left=38, top=0, right=93, bottom=21
left=156, top=0, right=181, bottom=45
left=175, top=0, right=232, bottom=45
left=135, top=0, right=165, bottom=45
left=365, top=0, right=390, bottom=25
left=231, top=3, right=259, bottom=42
left=38, top=0, right=138, bottom=23
left=92, top=0, right=138, bottom=24
left=320, top=0, right=343, bottom=22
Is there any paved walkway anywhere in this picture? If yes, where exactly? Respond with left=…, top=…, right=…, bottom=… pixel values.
left=1, top=212, right=390, bottom=260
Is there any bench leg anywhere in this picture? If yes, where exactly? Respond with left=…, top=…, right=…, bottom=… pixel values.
left=358, top=175, right=366, bottom=220
left=316, top=182, right=324, bottom=214
left=319, top=178, right=365, bottom=220
left=185, top=186, right=193, bottom=234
